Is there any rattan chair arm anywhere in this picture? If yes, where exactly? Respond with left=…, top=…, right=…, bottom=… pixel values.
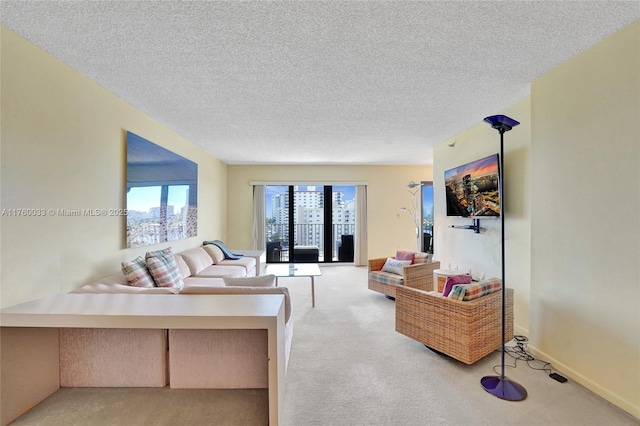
left=402, top=261, right=440, bottom=292
left=368, top=257, right=388, bottom=272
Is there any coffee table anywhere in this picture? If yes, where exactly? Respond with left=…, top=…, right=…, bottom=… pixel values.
left=266, top=263, right=321, bottom=307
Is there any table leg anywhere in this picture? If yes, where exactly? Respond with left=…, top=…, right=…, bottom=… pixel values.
left=311, top=276, right=315, bottom=308
left=275, top=277, right=279, bottom=287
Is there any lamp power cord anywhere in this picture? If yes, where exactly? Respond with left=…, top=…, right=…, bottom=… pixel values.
left=493, top=335, right=568, bottom=383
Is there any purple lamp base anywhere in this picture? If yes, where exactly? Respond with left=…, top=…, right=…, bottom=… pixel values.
left=481, top=375, right=527, bottom=401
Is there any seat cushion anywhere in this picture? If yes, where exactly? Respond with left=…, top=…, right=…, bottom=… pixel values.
left=182, top=276, right=226, bottom=287
left=178, top=286, right=292, bottom=323
left=368, top=271, right=403, bottom=286
left=195, top=265, right=247, bottom=278
left=218, top=257, right=256, bottom=273
left=72, top=283, right=178, bottom=294
left=223, top=275, right=275, bottom=287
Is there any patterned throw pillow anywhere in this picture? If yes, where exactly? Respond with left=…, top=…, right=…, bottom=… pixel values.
left=223, top=275, right=276, bottom=287
left=442, top=274, right=472, bottom=297
left=381, top=258, right=411, bottom=275
left=413, top=252, right=432, bottom=264
left=121, top=256, right=156, bottom=288
left=145, top=248, right=184, bottom=289
left=449, top=278, right=501, bottom=301
left=395, top=250, right=415, bottom=263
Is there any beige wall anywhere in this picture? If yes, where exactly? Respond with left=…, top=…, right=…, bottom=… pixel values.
left=3, top=18, right=638, bottom=419
left=226, top=165, right=432, bottom=260
left=433, top=99, right=532, bottom=335
left=530, top=21, right=639, bottom=417
left=1, top=27, right=227, bottom=308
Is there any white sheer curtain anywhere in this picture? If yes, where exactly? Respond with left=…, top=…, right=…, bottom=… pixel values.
left=252, top=185, right=265, bottom=251
left=354, top=185, right=368, bottom=266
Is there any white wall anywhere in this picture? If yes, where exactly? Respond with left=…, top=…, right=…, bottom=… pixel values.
left=530, top=21, right=639, bottom=417
left=1, top=27, right=227, bottom=308
left=226, top=165, right=432, bottom=260
left=433, top=99, right=531, bottom=334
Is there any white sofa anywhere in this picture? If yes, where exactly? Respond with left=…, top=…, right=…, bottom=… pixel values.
left=65, top=244, right=293, bottom=390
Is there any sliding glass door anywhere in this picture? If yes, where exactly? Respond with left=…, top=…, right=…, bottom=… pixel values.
left=265, top=185, right=355, bottom=263
left=421, top=181, right=434, bottom=253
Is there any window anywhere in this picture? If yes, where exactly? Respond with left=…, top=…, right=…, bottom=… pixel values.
left=421, top=182, right=434, bottom=253
left=265, top=185, right=356, bottom=263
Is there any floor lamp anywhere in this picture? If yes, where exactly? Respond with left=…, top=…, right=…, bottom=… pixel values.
left=400, top=181, right=422, bottom=252
left=480, top=114, right=527, bottom=401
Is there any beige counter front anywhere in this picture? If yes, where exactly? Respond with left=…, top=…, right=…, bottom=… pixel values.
left=0, top=293, right=286, bottom=426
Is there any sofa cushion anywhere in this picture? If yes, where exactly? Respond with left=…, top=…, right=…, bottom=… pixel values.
left=381, top=258, right=411, bottom=275
left=195, top=265, right=247, bottom=278
left=368, top=271, right=404, bottom=286
left=182, top=277, right=226, bottom=287
left=180, top=247, right=214, bottom=275
left=202, top=244, right=225, bottom=264
left=218, top=257, right=256, bottom=273
left=145, top=248, right=184, bottom=289
left=178, top=286, right=292, bottom=323
left=395, top=250, right=415, bottom=263
left=223, top=275, right=275, bottom=287
left=174, top=254, right=192, bottom=279
left=442, top=274, right=472, bottom=297
left=449, top=278, right=501, bottom=301
left=72, top=283, right=178, bottom=294
left=121, top=256, right=156, bottom=288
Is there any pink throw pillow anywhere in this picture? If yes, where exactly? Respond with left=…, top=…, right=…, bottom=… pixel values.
left=442, top=274, right=472, bottom=297
left=395, top=250, right=415, bottom=263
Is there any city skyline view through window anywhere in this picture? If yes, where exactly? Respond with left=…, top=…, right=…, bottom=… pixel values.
left=265, top=185, right=356, bottom=262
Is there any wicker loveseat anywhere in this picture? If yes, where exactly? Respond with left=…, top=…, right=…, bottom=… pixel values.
left=395, top=284, right=514, bottom=365
left=368, top=252, right=440, bottom=298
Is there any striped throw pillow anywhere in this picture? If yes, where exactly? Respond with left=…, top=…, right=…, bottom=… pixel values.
left=121, top=256, right=156, bottom=288
left=449, top=278, right=501, bottom=301
left=145, top=248, right=184, bottom=289
left=413, top=252, right=432, bottom=264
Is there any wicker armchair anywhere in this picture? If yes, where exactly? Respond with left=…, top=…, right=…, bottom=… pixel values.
left=368, top=256, right=440, bottom=298
left=395, top=286, right=514, bottom=364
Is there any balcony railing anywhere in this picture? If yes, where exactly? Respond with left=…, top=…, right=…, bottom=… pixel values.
left=265, top=223, right=355, bottom=262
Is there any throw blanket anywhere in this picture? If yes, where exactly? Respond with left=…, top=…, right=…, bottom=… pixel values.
left=203, top=240, right=244, bottom=260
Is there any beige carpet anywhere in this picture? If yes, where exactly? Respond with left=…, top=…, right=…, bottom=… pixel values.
left=10, top=265, right=639, bottom=425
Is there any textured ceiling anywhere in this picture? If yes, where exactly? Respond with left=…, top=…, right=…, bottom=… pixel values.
left=2, top=1, right=639, bottom=165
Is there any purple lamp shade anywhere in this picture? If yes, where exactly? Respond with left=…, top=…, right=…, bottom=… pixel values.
left=484, top=115, right=520, bottom=132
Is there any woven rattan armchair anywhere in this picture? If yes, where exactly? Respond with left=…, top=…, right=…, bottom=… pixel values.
left=395, top=286, right=514, bottom=364
left=368, top=256, right=440, bottom=298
